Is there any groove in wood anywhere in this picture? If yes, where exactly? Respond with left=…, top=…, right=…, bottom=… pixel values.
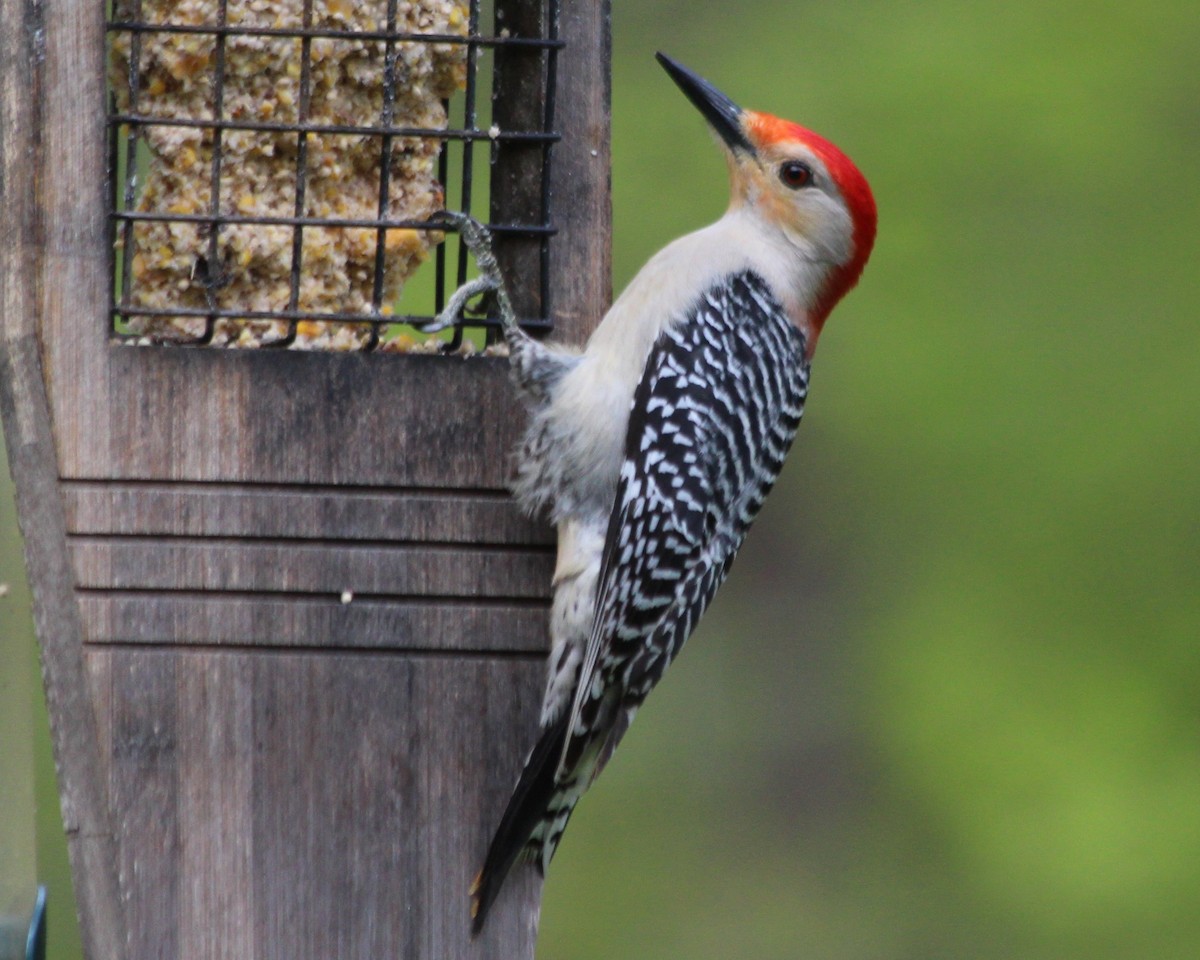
left=69, top=537, right=554, bottom=597
left=62, top=482, right=554, bottom=546
left=78, top=592, right=549, bottom=653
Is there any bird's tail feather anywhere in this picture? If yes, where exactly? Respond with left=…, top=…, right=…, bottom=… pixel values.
left=470, top=712, right=571, bottom=935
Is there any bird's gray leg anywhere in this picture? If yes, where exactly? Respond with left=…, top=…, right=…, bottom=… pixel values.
left=424, top=212, right=579, bottom=407
left=420, top=212, right=518, bottom=336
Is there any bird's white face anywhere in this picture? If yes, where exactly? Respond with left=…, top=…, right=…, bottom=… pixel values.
left=729, top=131, right=858, bottom=270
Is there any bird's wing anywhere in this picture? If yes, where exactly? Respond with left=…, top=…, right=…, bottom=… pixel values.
left=559, top=270, right=810, bottom=783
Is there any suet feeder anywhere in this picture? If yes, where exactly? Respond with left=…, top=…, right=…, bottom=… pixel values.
left=0, top=0, right=610, bottom=957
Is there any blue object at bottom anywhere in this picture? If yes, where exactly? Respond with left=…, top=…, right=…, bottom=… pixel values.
left=25, top=887, right=45, bottom=960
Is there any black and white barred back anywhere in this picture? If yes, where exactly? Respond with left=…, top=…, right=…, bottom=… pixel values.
left=562, top=268, right=809, bottom=781
left=471, top=271, right=810, bottom=930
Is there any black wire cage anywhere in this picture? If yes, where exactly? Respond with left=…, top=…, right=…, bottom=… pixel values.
left=0, top=1, right=609, bottom=958
left=108, top=0, right=561, bottom=350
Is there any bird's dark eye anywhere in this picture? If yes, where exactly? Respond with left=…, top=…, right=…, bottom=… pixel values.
left=778, top=160, right=813, bottom=189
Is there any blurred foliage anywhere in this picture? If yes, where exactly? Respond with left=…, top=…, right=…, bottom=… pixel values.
left=5, top=1, right=1198, bottom=958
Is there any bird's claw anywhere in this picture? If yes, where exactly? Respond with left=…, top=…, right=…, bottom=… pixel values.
left=420, top=273, right=498, bottom=333
left=421, top=210, right=515, bottom=335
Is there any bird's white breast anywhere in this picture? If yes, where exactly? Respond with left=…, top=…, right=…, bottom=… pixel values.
left=543, top=209, right=810, bottom=522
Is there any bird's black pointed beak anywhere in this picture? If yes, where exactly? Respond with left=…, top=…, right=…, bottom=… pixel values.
left=656, top=52, right=754, bottom=156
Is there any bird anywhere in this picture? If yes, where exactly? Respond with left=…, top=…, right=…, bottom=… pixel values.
left=428, top=51, right=877, bottom=933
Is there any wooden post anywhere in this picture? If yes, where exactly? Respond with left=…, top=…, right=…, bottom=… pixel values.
left=0, top=1, right=611, bottom=958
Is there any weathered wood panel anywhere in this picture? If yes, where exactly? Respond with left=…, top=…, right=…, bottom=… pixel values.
left=62, top=482, right=554, bottom=651
left=544, top=0, right=613, bottom=341
left=77, top=593, right=547, bottom=651
left=54, top=348, right=532, bottom=488
left=89, top=648, right=545, bottom=960
left=493, top=0, right=549, bottom=322
left=0, top=1, right=127, bottom=956
left=5, top=0, right=612, bottom=957
left=62, top=483, right=554, bottom=546
left=69, top=538, right=553, bottom=597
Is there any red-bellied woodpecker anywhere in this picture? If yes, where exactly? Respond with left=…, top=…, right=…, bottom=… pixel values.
left=431, top=51, right=877, bottom=932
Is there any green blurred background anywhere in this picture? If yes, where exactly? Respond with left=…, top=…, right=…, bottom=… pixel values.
left=4, top=0, right=1198, bottom=957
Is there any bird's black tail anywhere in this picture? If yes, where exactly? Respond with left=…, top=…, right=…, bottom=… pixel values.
left=470, top=712, right=570, bottom=935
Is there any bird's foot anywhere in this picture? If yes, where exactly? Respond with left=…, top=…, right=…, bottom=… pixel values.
left=421, top=274, right=497, bottom=334
left=419, top=211, right=517, bottom=335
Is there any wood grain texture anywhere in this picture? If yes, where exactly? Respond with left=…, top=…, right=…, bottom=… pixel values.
left=0, top=341, right=130, bottom=960
left=62, top=482, right=554, bottom=545
left=544, top=0, right=613, bottom=345
left=69, top=537, right=553, bottom=597
left=64, top=482, right=554, bottom=652
left=89, top=648, right=545, bottom=960
left=492, top=0, right=548, bottom=323
left=0, top=3, right=128, bottom=957
left=57, top=348, right=533, bottom=487
left=76, top=593, right=548, bottom=651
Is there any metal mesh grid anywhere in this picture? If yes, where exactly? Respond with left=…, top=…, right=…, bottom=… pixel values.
left=107, top=0, right=561, bottom=350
